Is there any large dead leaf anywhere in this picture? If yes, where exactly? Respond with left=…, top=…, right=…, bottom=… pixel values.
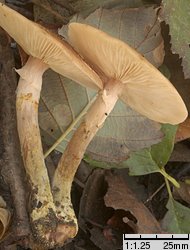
left=39, top=7, right=164, bottom=162
left=39, top=71, right=163, bottom=162
left=32, top=0, right=148, bottom=24
left=79, top=170, right=161, bottom=249
left=173, top=179, right=190, bottom=205
left=175, top=118, right=190, bottom=142
left=32, top=0, right=70, bottom=25
left=61, top=7, right=164, bottom=68
left=104, top=172, right=162, bottom=233
left=70, top=0, right=151, bottom=17
left=170, top=142, right=190, bottom=162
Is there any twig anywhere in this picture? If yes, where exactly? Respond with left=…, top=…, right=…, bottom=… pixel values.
left=144, top=183, right=165, bottom=204
left=0, top=29, right=30, bottom=239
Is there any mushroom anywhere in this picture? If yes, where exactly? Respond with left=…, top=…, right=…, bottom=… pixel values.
left=52, top=23, right=188, bottom=238
left=0, top=4, right=102, bottom=247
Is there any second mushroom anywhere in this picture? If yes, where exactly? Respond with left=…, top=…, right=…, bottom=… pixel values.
left=52, top=22, right=188, bottom=239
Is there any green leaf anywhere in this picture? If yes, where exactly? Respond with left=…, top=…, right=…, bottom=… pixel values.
left=125, top=148, right=159, bottom=175
left=162, top=0, right=190, bottom=78
left=162, top=197, right=190, bottom=233
left=151, top=124, right=178, bottom=167
left=126, top=124, right=177, bottom=175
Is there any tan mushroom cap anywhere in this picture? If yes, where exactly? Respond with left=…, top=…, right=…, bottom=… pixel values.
left=0, top=4, right=102, bottom=90
left=68, top=23, right=188, bottom=125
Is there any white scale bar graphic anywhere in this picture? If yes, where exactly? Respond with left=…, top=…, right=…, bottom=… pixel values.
left=123, top=234, right=190, bottom=250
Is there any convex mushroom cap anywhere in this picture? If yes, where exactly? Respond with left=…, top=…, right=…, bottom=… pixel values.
left=0, top=3, right=102, bottom=90
left=68, top=22, right=188, bottom=125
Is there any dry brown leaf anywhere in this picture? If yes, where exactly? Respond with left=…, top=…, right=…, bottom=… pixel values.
left=173, top=180, right=190, bottom=205
left=170, top=142, right=190, bottom=162
left=32, top=0, right=146, bottom=25
left=79, top=170, right=162, bottom=250
left=104, top=173, right=162, bottom=234
left=32, top=0, right=68, bottom=25
left=175, top=118, right=190, bottom=143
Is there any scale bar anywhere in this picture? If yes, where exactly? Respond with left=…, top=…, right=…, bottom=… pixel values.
left=124, top=234, right=189, bottom=241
